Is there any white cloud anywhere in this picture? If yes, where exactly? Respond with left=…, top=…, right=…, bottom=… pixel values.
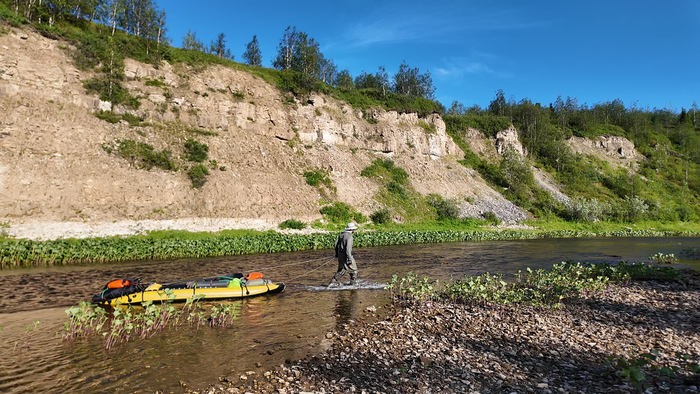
left=341, top=4, right=543, bottom=49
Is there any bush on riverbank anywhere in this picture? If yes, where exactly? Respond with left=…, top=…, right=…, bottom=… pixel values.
left=388, top=261, right=684, bottom=307
left=2, top=227, right=700, bottom=269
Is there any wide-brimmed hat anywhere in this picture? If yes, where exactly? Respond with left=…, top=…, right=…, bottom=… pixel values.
left=345, top=223, right=358, bottom=231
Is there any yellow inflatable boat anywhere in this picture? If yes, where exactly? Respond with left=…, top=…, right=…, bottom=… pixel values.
left=92, top=272, right=285, bottom=306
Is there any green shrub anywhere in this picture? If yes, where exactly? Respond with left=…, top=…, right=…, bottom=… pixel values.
left=420, top=120, right=436, bottom=134
left=426, top=194, right=461, bottom=220
left=482, top=212, right=501, bottom=225
left=565, top=197, right=606, bottom=222
left=370, top=208, right=392, bottom=224
left=105, top=139, right=176, bottom=171
left=320, top=202, right=364, bottom=224
left=387, top=181, right=409, bottom=200
left=95, top=110, right=121, bottom=124
left=361, top=159, right=409, bottom=185
left=0, top=7, right=29, bottom=27
left=303, top=168, right=336, bottom=194
left=184, top=139, right=209, bottom=162
left=443, top=114, right=511, bottom=138
left=145, top=78, right=166, bottom=87
left=279, top=219, right=307, bottom=230
left=188, top=164, right=209, bottom=188
left=121, top=112, right=145, bottom=126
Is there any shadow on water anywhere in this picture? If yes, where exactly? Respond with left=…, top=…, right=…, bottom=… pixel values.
left=0, top=236, right=699, bottom=393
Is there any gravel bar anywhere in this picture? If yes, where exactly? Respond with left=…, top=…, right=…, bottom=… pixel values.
left=187, top=270, right=700, bottom=394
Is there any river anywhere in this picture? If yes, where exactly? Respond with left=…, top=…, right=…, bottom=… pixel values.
left=1, top=236, right=699, bottom=393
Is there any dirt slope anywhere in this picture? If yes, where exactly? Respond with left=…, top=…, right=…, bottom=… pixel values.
left=0, top=27, right=532, bottom=239
left=0, top=26, right=643, bottom=240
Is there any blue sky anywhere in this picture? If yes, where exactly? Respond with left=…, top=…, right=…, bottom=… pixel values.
left=162, top=1, right=699, bottom=112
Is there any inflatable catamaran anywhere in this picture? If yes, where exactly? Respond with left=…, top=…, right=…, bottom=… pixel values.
left=92, top=272, right=285, bottom=306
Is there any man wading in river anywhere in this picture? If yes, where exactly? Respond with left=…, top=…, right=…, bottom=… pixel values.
left=328, top=223, right=358, bottom=287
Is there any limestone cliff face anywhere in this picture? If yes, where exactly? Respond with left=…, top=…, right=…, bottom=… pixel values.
left=567, top=135, right=641, bottom=170
left=0, top=27, right=526, bottom=228
left=1, top=27, right=648, bottom=234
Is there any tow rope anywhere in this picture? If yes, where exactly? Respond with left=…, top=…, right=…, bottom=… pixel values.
left=249, top=256, right=333, bottom=272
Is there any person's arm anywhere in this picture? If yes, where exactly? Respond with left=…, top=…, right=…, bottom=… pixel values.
left=334, top=235, right=340, bottom=257
left=346, top=234, right=353, bottom=260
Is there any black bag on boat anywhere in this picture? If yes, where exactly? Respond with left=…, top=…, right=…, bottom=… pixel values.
left=92, top=278, right=142, bottom=302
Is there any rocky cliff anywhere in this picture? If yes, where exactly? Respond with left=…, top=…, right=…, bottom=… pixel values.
left=0, top=27, right=641, bottom=240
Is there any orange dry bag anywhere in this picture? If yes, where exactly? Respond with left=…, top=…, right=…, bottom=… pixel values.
left=245, top=272, right=264, bottom=280
left=107, top=279, right=133, bottom=289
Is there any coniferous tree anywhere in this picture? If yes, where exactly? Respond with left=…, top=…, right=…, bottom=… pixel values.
left=210, top=32, right=232, bottom=59
left=242, top=35, right=262, bottom=67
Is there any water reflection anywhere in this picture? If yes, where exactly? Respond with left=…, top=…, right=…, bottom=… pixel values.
left=333, top=290, right=360, bottom=327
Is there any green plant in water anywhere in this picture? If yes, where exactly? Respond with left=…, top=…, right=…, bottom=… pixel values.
left=208, top=302, right=240, bottom=328
left=648, top=252, right=678, bottom=264
left=386, top=272, right=438, bottom=303
left=14, top=321, right=40, bottom=352
left=64, top=302, right=108, bottom=340
left=63, top=294, right=239, bottom=350
left=680, top=247, right=700, bottom=259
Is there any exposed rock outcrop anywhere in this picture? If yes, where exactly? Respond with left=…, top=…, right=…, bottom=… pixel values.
left=0, top=27, right=531, bottom=238
left=568, top=135, right=642, bottom=170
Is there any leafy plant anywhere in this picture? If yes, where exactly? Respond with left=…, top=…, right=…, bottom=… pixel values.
left=279, top=219, right=307, bottom=230
left=184, top=139, right=209, bottom=163
left=187, top=127, right=219, bottom=136
left=320, top=202, right=365, bottom=224
left=104, top=139, right=176, bottom=171
left=64, top=298, right=239, bottom=350
left=482, top=211, right=501, bottom=225
left=145, top=78, right=166, bottom=87
left=426, top=194, right=461, bottom=220
left=371, top=208, right=392, bottom=224
left=605, top=350, right=700, bottom=392
left=386, top=272, right=438, bottom=303
left=188, top=164, right=210, bottom=188
left=14, top=321, right=40, bottom=352
left=303, top=168, right=336, bottom=194
left=648, top=252, right=678, bottom=264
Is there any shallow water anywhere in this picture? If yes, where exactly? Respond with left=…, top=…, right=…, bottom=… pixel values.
left=1, top=236, right=698, bottom=393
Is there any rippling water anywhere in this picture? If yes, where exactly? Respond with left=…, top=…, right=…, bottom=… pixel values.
left=1, top=236, right=698, bottom=393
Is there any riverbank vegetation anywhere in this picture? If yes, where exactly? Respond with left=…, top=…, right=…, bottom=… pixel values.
left=2, top=225, right=700, bottom=269
left=63, top=295, right=239, bottom=350
left=1, top=1, right=699, bottom=269
left=388, top=261, right=682, bottom=307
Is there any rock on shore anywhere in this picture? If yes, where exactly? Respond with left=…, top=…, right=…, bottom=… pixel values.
left=188, top=271, right=700, bottom=394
